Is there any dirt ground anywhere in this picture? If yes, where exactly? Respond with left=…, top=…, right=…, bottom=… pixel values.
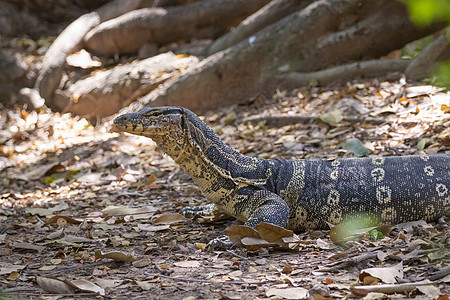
left=0, top=78, right=449, bottom=299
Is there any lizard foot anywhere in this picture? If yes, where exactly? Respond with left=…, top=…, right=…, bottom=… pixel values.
left=205, top=235, right=234, bottom=251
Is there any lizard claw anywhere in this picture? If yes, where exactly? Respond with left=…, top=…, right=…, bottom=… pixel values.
left=205, top=235, right=234, bottom=251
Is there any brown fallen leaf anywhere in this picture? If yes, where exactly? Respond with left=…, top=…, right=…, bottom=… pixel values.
left=70, top=279, right=105, bottom=296
left=95, top=250, right=135, bottom=262
left=224, top=225, right=259, bottom=246
left=7, top=271, right=20, bottom=281
left=11, top=242, right=45, bottom=253
left=154, top=213, right=187, bottom=225
left=359, top=262, right=403, bottom=284
left=256, top=222, right=294, bottom=243
left=47, top=215, right=82, bottom=225
left=36, top=276, right=76, bottom=294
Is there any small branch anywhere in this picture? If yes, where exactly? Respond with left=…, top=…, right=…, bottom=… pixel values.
left=278, top=59, right=411, bottom=89
left=226, top=249, right=249, bottom=260
left=318, top=252, right=378, bottom=272
left=352, top=280, right=434, bottom=295
left=242, top=114, right=386, bottom=127
left=429, top=266, right=450, bottom=281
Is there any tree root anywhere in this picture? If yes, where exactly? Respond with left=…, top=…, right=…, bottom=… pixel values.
left=84, top=0, right=271, bottom=55
left=405, top=27, right=450, bottom=80
left=278, top=59, right=411, bottom=89
left=207, top=0, right=313, bottom=55
left=35, top=0, right=152, bottom=102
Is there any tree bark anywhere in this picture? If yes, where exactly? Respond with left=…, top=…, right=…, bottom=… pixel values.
left=207, top=0, right=313, bottom=55
left=122, top=0, right=441, bottom=114
left=84, top=0, right=271, bottom=55
left=50, top=53, right=199, bottom=119
left=278, top=59, right=411, bottom=89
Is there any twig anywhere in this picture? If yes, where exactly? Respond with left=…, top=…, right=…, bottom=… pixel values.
left=318, top=252, right=378, bottom=272
left=226, top=249, right=249, bottom=260
left=352, top=280, right=434, bottom=295
left=242, top=114, right=387, bottom=128
left=4, top=292, right=100, bottom=297
left=429, top=266, right=450, bottom=281
left=143, top=271, right=268, bottom=285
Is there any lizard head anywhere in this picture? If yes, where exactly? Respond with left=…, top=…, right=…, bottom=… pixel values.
left=114, top=106, right=185, bottom=138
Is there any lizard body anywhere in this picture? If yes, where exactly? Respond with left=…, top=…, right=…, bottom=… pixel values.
left=114, top=106, right=450, bottom=242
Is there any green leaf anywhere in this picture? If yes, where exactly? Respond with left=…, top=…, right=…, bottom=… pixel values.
left=369, top=229, right=383, bottom=241
left=44, top=176, right=55, bottom=184
left=417, top=138, right=426, bottom=150
left=433, top=60, right=450, bottom=88
left=344, top=138, right=371, bottom=157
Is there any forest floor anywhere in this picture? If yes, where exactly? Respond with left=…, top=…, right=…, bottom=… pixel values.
left=0, top=78, right=449, bottom=299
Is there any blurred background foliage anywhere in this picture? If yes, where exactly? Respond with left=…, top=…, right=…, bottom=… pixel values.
left=400, top=0, right=450, bottom=88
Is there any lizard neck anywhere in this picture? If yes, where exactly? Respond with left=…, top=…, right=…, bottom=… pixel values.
left=153, top=109, right=250, bottom=202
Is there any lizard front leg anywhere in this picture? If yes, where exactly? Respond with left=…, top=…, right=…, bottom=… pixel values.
left=205, top=190, right=290, bottom=250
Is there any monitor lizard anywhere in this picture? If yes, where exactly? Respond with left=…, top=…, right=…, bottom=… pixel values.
left=114, top=106, right=450, bottom=250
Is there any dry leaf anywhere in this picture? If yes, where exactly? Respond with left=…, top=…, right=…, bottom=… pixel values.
left=47, top=215, right=82, bottom=225
left=256, top=222, right=294, bottom=243
left=174, top=260, right=200, bottom=268
left=102, top=206, right=156, bottom=219
left=95, top=250, right=135, bottom=262
left=224, top=225, right=259, bottom=246
left=137, top=224, right=170, bottom=232
left=93, top=278, right=123, bottom=288
left=154, top=213, right=187, bottom=225
left=70, top=279, right=105, bottom=295
left=417, top=285, right=440, bottom=298
left=39, top=265, right=57, bottom=271
left=11, top=242, right=45, bottom=253
left=7, top=271, right=20, bottom=280
left=136, top=280, right=152, bottom=291
left=266, top=287, right=309, bottom=299
left=36, top=276, right=76, bottom=294
left=0, top=264, right=26, bottom=275
left=61, top=235, right=92, bottom=243
left=359, top=262, right=403, bottom=284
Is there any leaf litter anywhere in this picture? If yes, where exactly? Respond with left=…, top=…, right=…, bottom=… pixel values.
left=0, top=79, right=449, bottom=299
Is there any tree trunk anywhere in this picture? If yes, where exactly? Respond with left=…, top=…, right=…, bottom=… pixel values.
left=123, top=0, right=441, bottom=114
left=84, top=0, right=271, bottom=55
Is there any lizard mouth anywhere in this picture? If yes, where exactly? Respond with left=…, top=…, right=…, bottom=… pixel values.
left=114, top=114, right=159, bottom=137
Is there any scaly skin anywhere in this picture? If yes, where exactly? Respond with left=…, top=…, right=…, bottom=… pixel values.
left=114, top=106, right=450, bottom=249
